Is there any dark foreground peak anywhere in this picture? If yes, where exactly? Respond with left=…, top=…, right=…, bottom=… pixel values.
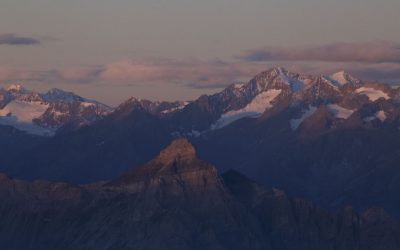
left=107, top=138, right=223, bottom=195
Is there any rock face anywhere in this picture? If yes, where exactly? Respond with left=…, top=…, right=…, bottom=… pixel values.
left=3, top=67, right=400, bottom=219
left=108, top=139, right=226, bottom=200
left=0, top=139, right=400, bottom=250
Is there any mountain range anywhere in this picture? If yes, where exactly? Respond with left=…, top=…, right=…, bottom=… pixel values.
left=1, top=67, right=400, bottom=219
left=1, top=139, right=399, bottom=250
left=0, top=84, right=112, bottom=135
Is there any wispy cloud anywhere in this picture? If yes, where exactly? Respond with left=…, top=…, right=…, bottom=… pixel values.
left=0, top=65, right=49, bottom=82
left=0, top=33, right=41, bottom=46
left=239, top=41, right=400, bottom=63
left=98, top=59, right=261, bottom=87
left=0, top=60, right=266, bottom=88
left=2, top=57, right=400, bottom=90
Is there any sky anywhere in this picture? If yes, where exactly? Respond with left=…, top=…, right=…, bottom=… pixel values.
left=0, top=0, right=400, bottom=106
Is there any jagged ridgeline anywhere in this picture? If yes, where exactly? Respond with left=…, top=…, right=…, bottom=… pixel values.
left=0, top=84, right=112, bottom=135
left=1, top=68, right=400, bottom=220
left=0, top=139, right=399, bottom=250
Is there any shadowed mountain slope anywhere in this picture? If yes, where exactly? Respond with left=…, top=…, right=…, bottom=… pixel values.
left=2, top=67, right=400, bottom=218
left=0, top=139, right=399, bottom=250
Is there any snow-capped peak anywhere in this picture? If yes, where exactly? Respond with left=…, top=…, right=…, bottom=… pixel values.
left=251, top=67, right=311, bottom=93
left=0, top=85, right=112, bottom=136
left=277, top=66, right=288, bottom=75
left=42, top=88, right=85, bottom=102
left=249, top=67, right=292, bottom=92
left=7, top=84, right=28, bottom=93
left=232, top=82, right=245, bottom=89
left=328, top=70, right=360, bottom=86
left=263, top=67, right=290, bottom=79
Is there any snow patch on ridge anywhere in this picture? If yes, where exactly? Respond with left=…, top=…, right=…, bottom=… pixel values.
left=7, top=84, right=27, bottom=93
left=211, top=89, right=282, bottom=129
left=330, top=71, right=349, bottom=85
left=233, top=83, right=245, bottom=89
left=328, top=70, right=358, bottom=86
left=376, top=110, right=387, bottom=122
left=364, top=110, right=387, bottom=122
left=276, top=68, right=301, bottom=91
left=327, top=104, right=355, bottom=119
left=290, top=106, right=317, bottom=130
left=161, top=102, right=190, bottom=114
left=322, top=71, right=361, bottom=89
left=80, top=102, right=96, bottom=108
left=355, top=87, right=389, bottom=101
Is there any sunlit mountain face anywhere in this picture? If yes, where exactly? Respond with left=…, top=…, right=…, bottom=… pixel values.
left=0, top=84, right=112, bottom=135
left=1, top=66, right=400, bottom=230
left=2, top=53, right=400, bottom=250
left=2, top=0, right=400, bottom=248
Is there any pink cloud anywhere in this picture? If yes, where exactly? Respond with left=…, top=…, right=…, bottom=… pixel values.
left=0, top=60, right=262, bottom=88
left=1, top=58, right=400, bottom=90
left=0, top=65, right=44, bottom=82
left=59, top=67, right=99, bottom=82
left=98, top=59, right=267, bottom=87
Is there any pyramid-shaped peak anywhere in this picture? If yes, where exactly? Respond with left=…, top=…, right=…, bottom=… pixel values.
left=107, top=138, right=218, bottom=191
left=334, top=69, right=346, bottom=74
left=329, top=70, right=360, bottom=85
left=158, top=138, right=196, bottom=161
left=275, top=67, right=289, bottom=73
left=331, top=69, right=350, bottom=78
left=263, top=67, right=290, bottom=76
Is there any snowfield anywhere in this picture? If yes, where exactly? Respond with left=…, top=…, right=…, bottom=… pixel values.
left=0, top=100, right=48, bottom=123
left=355, top=87, right=389, bottom=101
left=161, top=102, right=190, bottom=114
left=0, top=100, right=54, bottom=136
left=330, top=71, right=350, bottom=86
left=327, top=104, right=355, bottom=119
left=0, top=85, right=113, bottom=136
left=364, top=110, right=387, bottom=122
left=211, top=89, right=282, bottom=129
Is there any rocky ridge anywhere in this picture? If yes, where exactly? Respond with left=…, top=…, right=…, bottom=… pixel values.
left=0, top=139, right=399, bottom=249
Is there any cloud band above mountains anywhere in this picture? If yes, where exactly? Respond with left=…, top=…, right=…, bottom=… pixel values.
left=2, top=60, right=400, bottom=89
left=0, top=60, right=266, bottom=88
left=0, top=33, right=40, bottom=46
left=2, top=41, right=400, bottom=88
left=239, top=41, right=400, bottom=63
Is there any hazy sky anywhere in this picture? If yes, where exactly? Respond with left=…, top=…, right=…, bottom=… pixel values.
left=0, top=0, right=399, bottom=105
